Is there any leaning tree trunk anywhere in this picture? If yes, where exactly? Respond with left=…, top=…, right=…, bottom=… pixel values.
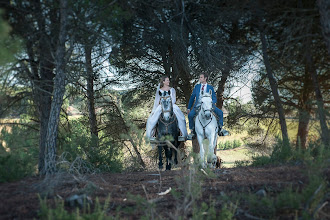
left=84, top=44, right=99, bottom=141
left=305, top=44, right=329, bottom=147
left=317, top=0, right=330, bottom=56
left=42, top=0, right=68, bottom=175
left=259, top=29, right=289, bottom=143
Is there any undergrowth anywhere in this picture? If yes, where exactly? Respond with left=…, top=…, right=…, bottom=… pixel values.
left=35, top=138, right=330, bottom=219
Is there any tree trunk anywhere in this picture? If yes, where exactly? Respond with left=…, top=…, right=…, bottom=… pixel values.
left=305, top=45, right=329, bottom=147
left=296, top=108, right=310, bottom=149
left=216, top=69, right=230, bottom=109
left=296, top=67, right=312, bottom=149
left=317, top=0, right=330, bottom=56
left=259, top=29, right=289, bottom=143
left=35, top=41, right=54, bottom=174
left=85, top=44, right=99, bottom=140
left=42, top=0, right=68, bottom=175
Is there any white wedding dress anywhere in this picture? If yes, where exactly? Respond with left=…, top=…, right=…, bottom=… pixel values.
left=146, top=88, right=188, bottom=139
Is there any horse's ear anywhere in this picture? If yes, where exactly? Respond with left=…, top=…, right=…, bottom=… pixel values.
left=168, top=90, right=171, bottom=96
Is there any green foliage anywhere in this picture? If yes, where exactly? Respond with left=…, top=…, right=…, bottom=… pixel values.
left=0, top=124, right=38, bottom=182
left=246, top=194, right=276, bottom=218
left=192, top=200, right=216, bottom=220
left=0, top=10, right=21, bottom=65
left=59, top=117, right=123, bottom=173
left=250, top=138, right=293, bottom=166
left=218, top=203, right=236, bottom=220
left=250, top=137, right=330, bottom=167
left=275, top=186, right=301, bottom=212
left=126, top=193, right=156, bottom=219
left=38, top=194, right=116, bottom=220
left=218, top=139, right=242, bottom=150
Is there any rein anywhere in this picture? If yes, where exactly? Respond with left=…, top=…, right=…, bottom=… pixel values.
left=198, top=103, right=214, bottom=138
left=160, top=96, right=175, bottom=134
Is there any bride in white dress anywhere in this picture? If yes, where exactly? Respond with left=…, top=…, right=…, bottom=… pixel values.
left=146, top=76, right=188, bottom=141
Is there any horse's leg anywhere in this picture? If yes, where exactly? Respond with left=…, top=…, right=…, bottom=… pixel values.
left=158, top=145, right=163, bottom=170
left=174, top=140, right=178, bottom=165
left=165, top=146, right=171, bottom=170
left=208, top=131, right=217, bottom=168
left=197, top=134, right=205, bottom=168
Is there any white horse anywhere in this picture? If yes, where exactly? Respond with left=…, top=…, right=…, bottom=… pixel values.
left=195, top=91, right=218, bottom=168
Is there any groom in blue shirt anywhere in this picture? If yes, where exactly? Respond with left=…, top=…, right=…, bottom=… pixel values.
left=187, top=73, right=225, bottom=140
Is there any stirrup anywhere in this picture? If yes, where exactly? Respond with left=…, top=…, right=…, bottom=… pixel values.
left=187, top=132, right=195, bottom=140
left=219, top=128, right=229, bottom=136
left=178, top=136, right=186, bottom=142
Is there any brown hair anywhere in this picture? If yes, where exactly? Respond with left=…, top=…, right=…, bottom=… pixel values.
left=159, top=76, right=169, bottom=87
left=200, top=73, right=208, bottom=81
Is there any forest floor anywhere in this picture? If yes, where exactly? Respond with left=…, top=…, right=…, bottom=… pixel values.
left=0, top=161, right=329, bottom=219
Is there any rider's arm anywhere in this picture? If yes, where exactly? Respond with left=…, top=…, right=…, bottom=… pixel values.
left=187, top=86, right=196, bottom=110
left=171, top=88, right=176, bottom=104
left=151, top=88, right=161, bottom=113
left=211, top=86, right=217, bottom=105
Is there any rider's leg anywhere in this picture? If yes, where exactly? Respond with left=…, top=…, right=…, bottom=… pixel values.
left=213, top=106, right=229, bottom=136
left=187, top=108, right=196, bottom=140
left=173, top=105, right=188, bottom=140
left=150, top=127, right=157, bottom=141
left=146, top=106, right=162, bottom=141
left=213, top=107, right=224, bottom=135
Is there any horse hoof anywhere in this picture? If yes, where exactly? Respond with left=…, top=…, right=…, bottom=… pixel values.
left=166, top=164, right=171, bottom=170
left=159, top=165, right=163, bottom=170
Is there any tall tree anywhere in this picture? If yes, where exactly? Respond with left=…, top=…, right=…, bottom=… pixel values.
left=257, top=8, right=289, bottom=143
left=43, top=0, right=71, bottom=174
left=317, top=0, right=330, bottom=55
left=1, top=0, right=59, bottom=172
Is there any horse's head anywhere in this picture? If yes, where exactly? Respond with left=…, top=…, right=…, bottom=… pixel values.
left=160, top=94, right=173, bottom=121
left=200, top=91, right=213, bottom=120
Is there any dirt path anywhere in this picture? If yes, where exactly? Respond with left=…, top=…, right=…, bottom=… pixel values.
left=1, top=164, right=322, bottom=219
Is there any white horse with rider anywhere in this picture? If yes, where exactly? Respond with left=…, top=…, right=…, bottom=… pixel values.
left=195, top=91, right=219, bottom=168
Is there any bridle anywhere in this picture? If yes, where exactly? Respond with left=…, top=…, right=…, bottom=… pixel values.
left=159, top=96, right=176, bottom=133
left=198, top=98, right=214, bottom=137
left=201, top=103, right=214, bottom=117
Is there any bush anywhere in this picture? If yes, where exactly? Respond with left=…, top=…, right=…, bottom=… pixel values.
left=218, top=139, right=242, bottom=150
left=0, top=124, right=38, bottom=182
left=59, top=118, right=123, bottom=173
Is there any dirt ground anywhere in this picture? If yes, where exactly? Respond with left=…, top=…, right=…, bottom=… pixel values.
left=0, top=163, right=329, bottom=219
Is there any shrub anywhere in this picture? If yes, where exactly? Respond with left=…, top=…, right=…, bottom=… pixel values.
left=59, top=118, right=123, bottom=173
left=0, top=124, right=38, bottom=182
left=218, top=139, right=242, bottom=150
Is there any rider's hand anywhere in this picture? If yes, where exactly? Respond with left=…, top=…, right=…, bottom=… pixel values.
left=187, top=109, right=190, bottom=114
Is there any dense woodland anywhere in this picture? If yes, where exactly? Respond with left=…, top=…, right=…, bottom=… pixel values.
left=0, top=0, right=329, bottom=218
